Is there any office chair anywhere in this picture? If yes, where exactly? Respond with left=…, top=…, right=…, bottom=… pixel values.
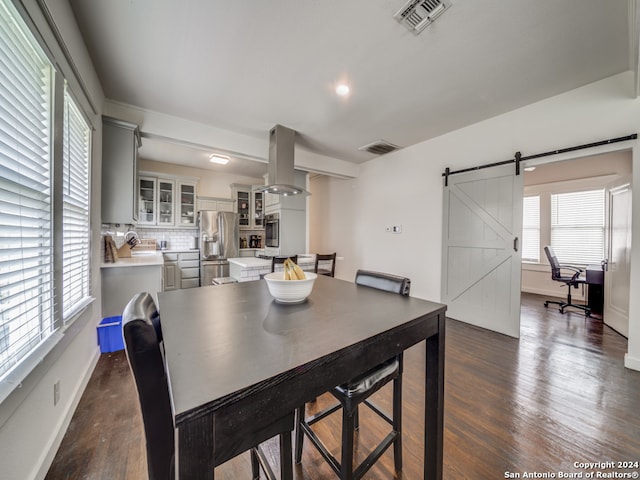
left=122, top=292, right=294, bottom=480
left=295, top=270, right=410, bottom=479
left=543, top=246, right=591, bottom=317
left=314, top=253, right=337, bottom=277
left=271, top=255, right=298, bottom=273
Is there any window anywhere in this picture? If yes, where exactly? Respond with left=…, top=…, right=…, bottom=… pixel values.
left=0, top=0, right=92, bottom=383
left=551, top=189, right=605, bottom=265
left=522, top=195, right=540, bottom=262
left=0, top=0, right=54, bottom=379
left=62, top=86, right=91, bottom=320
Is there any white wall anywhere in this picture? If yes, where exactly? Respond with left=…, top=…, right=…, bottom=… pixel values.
left=309, top=72, right=640, bottom=371
left=0, top=1, right=105, bottom=479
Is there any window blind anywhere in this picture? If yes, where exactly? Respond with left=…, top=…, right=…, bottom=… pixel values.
left=522, top=195, right=540, bottom=262
left=551, top=189, right=604, bottom=265
left=0, top=0, right=54, bottom=378
left=62, top=86, right=90, bottom=320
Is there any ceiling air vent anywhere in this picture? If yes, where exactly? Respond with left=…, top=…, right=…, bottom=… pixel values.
left=394, top=0, right=450, bottom=34
left=358, top=140, right=401, bottom=156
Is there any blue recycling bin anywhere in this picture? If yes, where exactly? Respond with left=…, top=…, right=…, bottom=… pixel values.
left=97, top=316, right=124, bottom=353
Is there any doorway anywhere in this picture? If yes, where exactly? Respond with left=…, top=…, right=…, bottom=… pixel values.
left=521, top=149, right=632, bottom=337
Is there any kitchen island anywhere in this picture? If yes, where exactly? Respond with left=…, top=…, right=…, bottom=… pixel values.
left=228, top=255, right=315, bottom=282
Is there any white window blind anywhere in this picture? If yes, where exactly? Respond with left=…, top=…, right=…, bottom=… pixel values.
left=62, top=86, right=90, bottom=320
left=551, top=189, right=604, bottom=265
left=0, top=0, right=54, bottom=379
left=522, top=195, right=540, bottom=262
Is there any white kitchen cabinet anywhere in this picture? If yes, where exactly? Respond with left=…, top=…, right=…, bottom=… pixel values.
left=157, top=179, right=176, bottom=225
left=253, top=191, right=264, bottom=228
left=138, top=176, right=157, bottom=225
left=179, top=251, right=200, bottom=289
left=178, top=182, right=197, bottom=227
left=139, top=173, right=195, bottom=227
left=162, top=253, right=179, bottom=291
left=101, top=116, right=141, bottom=224
left=232, top=184, right=264, bottom=230
left=196, top=196, right=234, bottom=212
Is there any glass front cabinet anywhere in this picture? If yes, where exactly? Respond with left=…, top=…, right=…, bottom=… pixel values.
left=138, top=176, right=196, bottom=227
left=253, top=191, right=264, bottom=228
left=237, top=189, right=250, bottom=228
left=138, top=176, right=157, bottom=225
left=179, top=182, right=196, bottom=227
left=157, top=179, right=175, bottom=226
left=233, top=184, right=264, bottom=230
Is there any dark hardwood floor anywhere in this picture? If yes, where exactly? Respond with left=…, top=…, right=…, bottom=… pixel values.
left=45, top=293, right=640, bottom=479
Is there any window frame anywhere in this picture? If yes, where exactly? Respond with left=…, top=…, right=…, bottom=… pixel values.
left=522, top=174, right=617, bottom=269
left=522, top=195, right=541, bottom=263
left=0, top=0, right=94, bottom=402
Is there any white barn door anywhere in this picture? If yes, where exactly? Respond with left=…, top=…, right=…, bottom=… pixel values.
left=441, top=164, right=523, bottom=338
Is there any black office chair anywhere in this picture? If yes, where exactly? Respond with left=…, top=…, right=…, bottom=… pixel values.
left=543, top=246, right=591, bottom=317
left=271, top=255, right=298, bottom=273
left=295, top=270, right=410, bottom=479
left=314, top=253, right=336, bottom=277
left=122, top=292, right=294, bottom=480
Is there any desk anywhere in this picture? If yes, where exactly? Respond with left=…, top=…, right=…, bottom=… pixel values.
left=158, top=275, right=447, bottom=479
left=585, top=264, right=605, bottom=315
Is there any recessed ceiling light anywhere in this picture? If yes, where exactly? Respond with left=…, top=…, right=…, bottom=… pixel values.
left=209, top=154, right=229, bottom=165
left=335, top=84, right=350, bottom=97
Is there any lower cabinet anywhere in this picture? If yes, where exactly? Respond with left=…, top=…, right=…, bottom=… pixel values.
left=180, top=252, right=200, bottom=289
left=163, top=255, right=179, bottom=291
left=163, top=251, right=200, bottom=290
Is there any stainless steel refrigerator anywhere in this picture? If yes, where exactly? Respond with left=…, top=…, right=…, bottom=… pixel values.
left=198, top=210, right=239, bottom=286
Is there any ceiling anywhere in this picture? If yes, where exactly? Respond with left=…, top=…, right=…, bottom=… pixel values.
left=68, top=0, right=633, bottom=177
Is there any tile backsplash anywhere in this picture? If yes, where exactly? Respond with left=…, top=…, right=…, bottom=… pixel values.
left=101, top=224, right=199, bottom=251
left=137, top=228, right=199, bottom=251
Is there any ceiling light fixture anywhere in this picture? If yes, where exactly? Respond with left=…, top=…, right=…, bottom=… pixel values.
left=209, top=154, right=229, bottom=165
left=335, top=84, right=350, bottom=97
left=524, top=166, right=536, bottom=172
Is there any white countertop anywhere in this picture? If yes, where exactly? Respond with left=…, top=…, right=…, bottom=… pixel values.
left=228, top=255, right=314, bottom=269
left=100, top=252, right=164, bottom=269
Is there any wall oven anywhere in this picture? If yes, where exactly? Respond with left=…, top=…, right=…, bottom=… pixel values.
left=265, top=213, right=279, bottom=248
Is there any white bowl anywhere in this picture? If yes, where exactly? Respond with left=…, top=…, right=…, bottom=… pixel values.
left=264, top=272, right=317, bottom=304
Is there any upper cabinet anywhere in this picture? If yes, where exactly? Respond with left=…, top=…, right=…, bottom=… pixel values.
left=138, top=173, right=197, bottom=228
left=102, top=116, right=141, bottom=224
left=178, top=182, right=197, bottom=227
left=253, top=191, right=264, bottom=228
left=197, top=196, right=234, bottom=212
left=232, top=184, right=264, bottom=230
left=138, top=177, right=176, bottom=226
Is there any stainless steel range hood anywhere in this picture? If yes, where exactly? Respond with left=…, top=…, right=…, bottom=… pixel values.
left=258, top=124, right=309, bottom=196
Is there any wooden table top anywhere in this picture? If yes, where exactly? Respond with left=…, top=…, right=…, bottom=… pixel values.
left=158, top=275, right=446, bottom=425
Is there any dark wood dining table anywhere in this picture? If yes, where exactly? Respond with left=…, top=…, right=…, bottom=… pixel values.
left=157, top=274, right=446, bottom=479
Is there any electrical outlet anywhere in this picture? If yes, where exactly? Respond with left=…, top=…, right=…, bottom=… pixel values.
left=392, top=225, right=402, bottom=234
left=53, top=380, right=60, bottom=406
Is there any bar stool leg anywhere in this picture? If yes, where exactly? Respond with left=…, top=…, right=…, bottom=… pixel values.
left=294, top=405, right=305, bottom=464
left=280, top=431, right=293, bottom=480
left=341, top=408, right=355, bottom=480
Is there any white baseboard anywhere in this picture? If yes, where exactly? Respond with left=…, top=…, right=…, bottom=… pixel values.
left=624, top=353, right=640, bottom=372
left=35, top=348, right=101, bottom=480
left=521, top=287, right=586, bottom=301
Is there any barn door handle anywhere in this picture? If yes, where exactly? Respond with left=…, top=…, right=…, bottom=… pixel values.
left=513, top=237, right=519, bottom=252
